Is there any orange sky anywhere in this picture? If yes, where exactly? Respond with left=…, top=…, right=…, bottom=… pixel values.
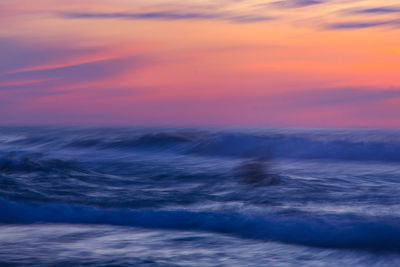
left=0, top=0, right=399, bottom=127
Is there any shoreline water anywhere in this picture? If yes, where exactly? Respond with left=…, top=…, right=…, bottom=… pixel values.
left=1, top=126, right=400, bottom=266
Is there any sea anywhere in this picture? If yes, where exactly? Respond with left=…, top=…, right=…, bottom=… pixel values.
left=1, top=126, right=400, bottom=266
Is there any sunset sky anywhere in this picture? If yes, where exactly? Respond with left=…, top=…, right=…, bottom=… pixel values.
left=1, top=0, right=400, bottom=127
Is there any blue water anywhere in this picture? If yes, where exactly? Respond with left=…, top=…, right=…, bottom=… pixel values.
left=1, top=126, right=400, bottom=266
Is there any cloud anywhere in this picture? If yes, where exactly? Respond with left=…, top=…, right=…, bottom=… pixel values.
left=0, top=56, right=151, bottom=106
left=283, top=88, right=400, bottom=107
left=325, top=20, right=400, bottom=29
left=0, top=38, right=153, bottom=105
left=148, top=87, right=400, bottom=112
left=0, top=38, right=101, bottom=74
left=269, top=0, right=324, bottom=8
left=350, top=6, right=400, bottom=14
left=60, top=10, right=272, bottom=24
left=2, top=57, right=141, bottom=84
left=212, top=88, right=400, bottom=112
left=0, top=55, right=149, bottom=90
left=327, top=5, right=400, bottom=30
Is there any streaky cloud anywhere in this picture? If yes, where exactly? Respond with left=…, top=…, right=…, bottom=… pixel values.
left=351, top=6, right=400, bottom=14
left=1, top=56, right=146, bottom=84
left=0, top=38, right=153, bottom=103
left=269, top=0, right=323, bottom=8
left=325, top=20, right=400, bottom=29
left=0, top=38, right=101, bottom=74
left=60, top=11, right=272, bottom=24
left=286, top=88, right=400, bottom=107
left=63, top=11, right=217, bottom=20
left=228, top=14, right=274, bottom=23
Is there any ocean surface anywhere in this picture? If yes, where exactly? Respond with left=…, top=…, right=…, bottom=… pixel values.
left=1, top=126, right=400, bottom=266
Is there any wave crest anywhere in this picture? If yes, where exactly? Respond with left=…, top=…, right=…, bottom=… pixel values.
left=4, top=128, right=400, bottom=162
left=1, top=198, right=400, bottom=251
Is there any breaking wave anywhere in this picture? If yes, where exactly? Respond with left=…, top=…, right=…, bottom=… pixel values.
left=1, top=197, right=400, bottom=251
left=5, top=128, right=400, bottom=162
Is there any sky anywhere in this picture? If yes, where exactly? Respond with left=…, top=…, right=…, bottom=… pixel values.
left=0, top=0, right=400, bottom=127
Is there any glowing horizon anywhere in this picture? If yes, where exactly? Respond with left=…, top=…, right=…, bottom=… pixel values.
left=1, top=0, right=400, bottom=127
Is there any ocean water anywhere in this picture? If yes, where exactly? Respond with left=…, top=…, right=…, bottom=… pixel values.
left=1, top=126, right=400, bottom=266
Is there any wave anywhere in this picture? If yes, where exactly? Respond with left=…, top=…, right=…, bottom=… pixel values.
left=61, top=131, right=400, bottom=162
left=187, top=133, right=400, bottom=162
left=0, top=153, right=88, bottom=174
left=65, top=132, right=192, bottom=150
left=1, top=197, right=400, bottom=251
left=4, top=128, right=400, bottom=162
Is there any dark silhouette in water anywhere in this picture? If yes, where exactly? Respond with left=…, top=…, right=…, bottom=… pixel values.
left=235, top=159, right=279, bottom=186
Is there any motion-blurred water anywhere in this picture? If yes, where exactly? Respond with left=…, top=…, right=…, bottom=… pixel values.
left=1, top=126, right=400, bottom=266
